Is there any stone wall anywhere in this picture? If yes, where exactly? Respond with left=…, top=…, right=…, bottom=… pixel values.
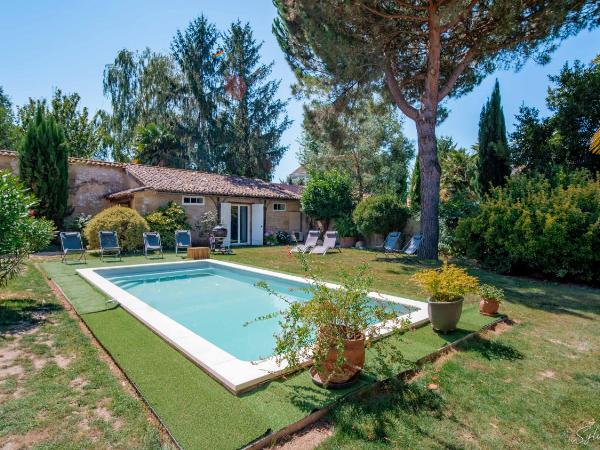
left=0, top=153, right=19, bottom=174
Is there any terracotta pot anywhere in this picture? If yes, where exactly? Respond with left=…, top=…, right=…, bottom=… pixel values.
left=340, top=236, right=357, bottom=248
left=315, top=328, right=365, bottom=385
left=479, top=298, right=500, bottom=316
left=428, top=297, right=463, bottom=332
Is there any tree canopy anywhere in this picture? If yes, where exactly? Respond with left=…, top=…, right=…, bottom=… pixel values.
left=274, top=0, right=598, bottom=258
left=300, top=170, right=354, bottom=231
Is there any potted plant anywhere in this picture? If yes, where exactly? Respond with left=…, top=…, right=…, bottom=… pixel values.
left=478, top=284, right=504, bottom=316
left=411, top=262, right=479, bottom=332
left=253, top=257, right=407, bottom=387
left=334, top=214, right=358, bottom=248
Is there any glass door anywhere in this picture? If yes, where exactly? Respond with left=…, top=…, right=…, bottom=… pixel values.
left=230, top=205, right=249, bottom=245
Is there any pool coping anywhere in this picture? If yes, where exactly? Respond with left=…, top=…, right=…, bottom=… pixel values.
left=77, top=259, right=429, bottom=394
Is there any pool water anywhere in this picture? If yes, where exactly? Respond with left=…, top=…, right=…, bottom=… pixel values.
left=104, top=264, right=414, bottom=361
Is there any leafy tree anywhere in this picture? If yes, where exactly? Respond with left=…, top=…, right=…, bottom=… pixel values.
left=300, top=98, right=413, bottom=198
left=0, top=171, right=54, bottom=286
left=134, top=123, right=187, bottom=168
left=511, top=58, right=600, bottom=174
left=220, top=21, right=291, bottom=180
left=274, top=0, right=597, bottom=259
left=478, top=80, right=510, bottom=194
left=0, top=87, right=19, bottom=150
left=18, top=106, right=69, bottom=227
left=300, top=170, right=353, bottom=231
left=353, top=194, right=410, bottom=237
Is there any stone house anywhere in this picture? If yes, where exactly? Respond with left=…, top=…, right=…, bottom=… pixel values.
left=0, top=150, right=308, bottom=246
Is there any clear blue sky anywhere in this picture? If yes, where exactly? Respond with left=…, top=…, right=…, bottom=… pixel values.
left=1, top=1, right=598, bottom=180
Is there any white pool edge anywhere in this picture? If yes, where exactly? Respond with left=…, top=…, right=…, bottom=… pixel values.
left=77, top=259, right=429, bottom=394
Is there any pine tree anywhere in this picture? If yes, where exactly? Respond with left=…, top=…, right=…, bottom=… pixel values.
left=219, top=21, right=291, bottom=180
left=18, top=106, right=69, bottom=227
left=478, top=80, right=511, bottom=194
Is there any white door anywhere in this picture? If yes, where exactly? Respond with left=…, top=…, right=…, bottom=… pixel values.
left=252, top=203, right=264, bottom=246
left=220, top=202, right=231, bottom=246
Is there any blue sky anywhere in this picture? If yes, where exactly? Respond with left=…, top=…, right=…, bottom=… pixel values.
left=1, top=1, right=598, bottom=180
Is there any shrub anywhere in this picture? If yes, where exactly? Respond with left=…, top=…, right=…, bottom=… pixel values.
left=85, top=206, right=149, bottom=252
left=275, top=230, right=291, bottom=244
left=334, top=213, right=358, bottom=238
left=454, top=170, right=600, bottom=283
left=411, top=262, right=479, bottom=302
left=0, top=171, right=54, bottom=285
left=478, top=284, right=505, bottom=303
left=353, top=194, right=409, bottom=236
left=145, top=202, right=189, bottom=248
left=195, top=211, right=219, bottom=237
left=301, top=170, right=354, bottom=231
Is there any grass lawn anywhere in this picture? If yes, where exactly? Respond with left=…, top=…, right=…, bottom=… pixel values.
left=11, top=246, right=600, bottom=448
left=0, top=263, right=165, bottom=449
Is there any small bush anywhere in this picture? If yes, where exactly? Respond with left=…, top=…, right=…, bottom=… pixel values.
left=353, top=194, right=409, bottom=236
left=454, top=171, right=600, bottom=283
left=411, top=262, right=479, bottom=302
left=145, top=202, right=189, bottom=248
left=334, top=214, right=358, bottom=238
left=0, top=171, right=54, bottom=285
left=301, top=170, right=354, bottom=230
left=275, top=230, right=291, bottom=244
left=85, top=206, right=149, bottom=252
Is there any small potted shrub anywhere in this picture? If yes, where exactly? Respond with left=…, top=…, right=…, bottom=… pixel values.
left=253, top=257, right=408, bottom=387
left=335, top=214, right=358, bottom=248
left=478, top=284, right=504, bottom=316
left=411, top=262, right=479, bottom=332
left=263, top=231, right=278, bottom=246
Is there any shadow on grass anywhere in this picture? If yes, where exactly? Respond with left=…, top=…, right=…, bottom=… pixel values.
left=463, top=336, right=525, bottom=361
left=0, top=298, right=62, bottom=336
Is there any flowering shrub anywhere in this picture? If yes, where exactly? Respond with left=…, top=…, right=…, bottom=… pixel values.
left=145, top=202, right=189, bottom=248
left=264, top=231, right=278, bottom=245
left=411, top=262, right=479, bottom=302
left=275, top=230, right=291, bottom=244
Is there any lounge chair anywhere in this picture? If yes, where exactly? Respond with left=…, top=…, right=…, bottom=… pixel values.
left=383, top=232, right=402, bottom=254
left=175, top=230, right=191, bottom=256
left=99, top=231, right=122, bottom=261
left=291, top=230, right=320, bottom=253
left=402, top=234, right=423, bottom=255
left=310, top=231, right=340, bottom=255
left=59, top=232, right=86, bottom=264
left=144, top=232, right=163, bottom=258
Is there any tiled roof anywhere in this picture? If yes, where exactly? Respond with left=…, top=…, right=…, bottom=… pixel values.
left=0, top=150, right=125, bottom=168
left=124, top=164, right=301, bottom=200
left=290, top=165, right=307, bottom=175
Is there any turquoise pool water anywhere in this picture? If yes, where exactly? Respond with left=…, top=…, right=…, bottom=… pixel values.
left=102, top=263, right=414, bottom=361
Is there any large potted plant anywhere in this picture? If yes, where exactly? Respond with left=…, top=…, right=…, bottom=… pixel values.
left=253, top=257, right=407, bottom=387
left=335, top=214, right=358, bottom=248
left=478, top=284, right=504, bottom=316
left=411, top=263, right=479, bottom=332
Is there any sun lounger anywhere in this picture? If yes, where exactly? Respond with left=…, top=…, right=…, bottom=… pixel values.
left=175, top=230, right=191, bottom=255
left=291, top=230, right=320, bottom=253
left=144, top=232, right=163, bottom=258
left=383, top=232, right=402, bottom=254
left=59, top=232, right=86, bottom=264
left=402, top=234, right=423, bottom=255
left=99, top=231, right=122, bottom=261
left=310, top=231, right=340, bottom=255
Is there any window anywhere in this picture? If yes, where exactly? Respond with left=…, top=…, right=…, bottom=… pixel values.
left=182, top=196, right=204, bottom=205
left=273, top=202, right=286, bottom=211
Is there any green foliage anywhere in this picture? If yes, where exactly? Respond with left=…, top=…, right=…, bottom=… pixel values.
left=219, top=21, right=291, bottom=180
left=250, top=256, right=409, bottom=377
left=195, top=210, right=219, bottom=237
left=144, top=202, right=189, bottom=248
left=134, top=123, right=187, bottom=167
left=18, top=106, right=69, bottom=227
left=478, top=284, right=505, bottom=303
left=85, top=206, right=149, bottom=252
left=455, top=171, right=600, bottom=283
left=301, top=170, right=354, bottom=230
left=478, top=80, right=510, bottom=194
left=511, top=58, right=600, bottom=174
left=0, top=86, right=19, bottom=150
left=0, top=171, right=54, bottom=285
left=411, top=262, right=479, bottom=303
left=334, top=214, right=358, bottom=238
left=353, top=194, right=409, bottom=237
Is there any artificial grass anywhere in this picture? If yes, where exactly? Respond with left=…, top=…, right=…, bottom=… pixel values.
left=40, top=253, right=499, bottom=449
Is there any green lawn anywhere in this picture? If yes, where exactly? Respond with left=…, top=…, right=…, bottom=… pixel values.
left=12, top=247, right=600, bottom=448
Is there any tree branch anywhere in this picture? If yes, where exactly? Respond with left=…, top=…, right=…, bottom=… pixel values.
left=384, top=59, right=419, bottom=121
left=437, top=47, right=477, bottom=101
left=394, top=0, right=428, bottom=10
left=361, top=4, right=427, bottom=22
left=440, top=0, right=478, bottom=32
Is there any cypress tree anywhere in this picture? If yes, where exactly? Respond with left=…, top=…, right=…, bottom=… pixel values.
left=478, top=80, right=511, bottom=194
left=19, top=105, right=69, bottom=227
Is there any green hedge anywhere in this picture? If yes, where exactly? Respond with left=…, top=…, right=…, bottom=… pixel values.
left=353, top=194, right=409, bottom=237
left=85, top=206, right=149, bottom=252
left=454, top=171, right=600, bottom=283
left=145, top=202, right=189, bottom=248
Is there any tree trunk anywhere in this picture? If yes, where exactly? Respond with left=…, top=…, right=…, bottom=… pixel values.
left=416, top=117, right=440, bottom=260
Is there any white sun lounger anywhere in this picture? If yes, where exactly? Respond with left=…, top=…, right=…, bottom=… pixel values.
left=291, top=230, right=320, bottom=253
left=310, top=231, right=340, bottom=255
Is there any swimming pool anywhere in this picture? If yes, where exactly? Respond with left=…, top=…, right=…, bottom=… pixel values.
left=78, top=260, right=428, bottom=393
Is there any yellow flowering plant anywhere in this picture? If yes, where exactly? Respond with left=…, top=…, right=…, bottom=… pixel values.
left=411, top=262, right=479, bottom=302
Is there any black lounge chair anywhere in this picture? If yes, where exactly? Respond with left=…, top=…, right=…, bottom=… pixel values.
left=59, top=232, right=86, bottom=264
left=99, top=231, right=122, bottom=261
left=175, top=230, right=191, bottom=256
left=144, top=232, right=163, bottom=258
